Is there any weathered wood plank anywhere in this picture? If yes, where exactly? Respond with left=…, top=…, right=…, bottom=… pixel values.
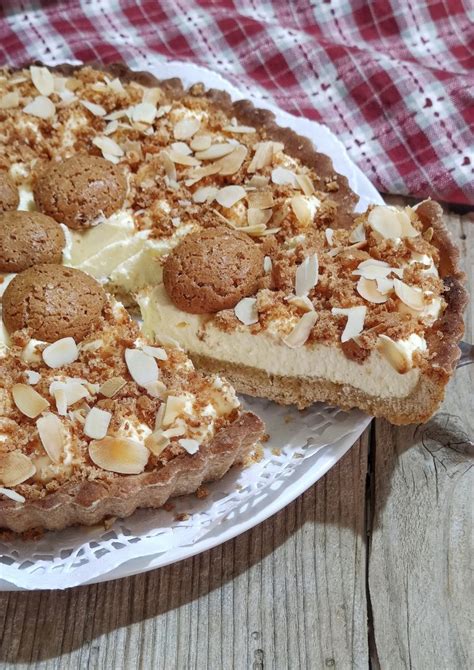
left=369, top=208, right=473, bottom=670
left=0, top=432, right=369, bottom=669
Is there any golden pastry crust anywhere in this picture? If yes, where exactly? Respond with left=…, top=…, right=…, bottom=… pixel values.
left=0, top=210, right=65, bottom=272
left=2, top=264, right=106, bottom=341
left=163, top=226, right=264, bottom=313
left=33, top=154, right=127, bottom=229
left=0, top=171, right=19, bottom=212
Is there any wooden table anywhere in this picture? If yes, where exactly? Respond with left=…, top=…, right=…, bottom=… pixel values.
left=0, top=197, right=472, bottom=670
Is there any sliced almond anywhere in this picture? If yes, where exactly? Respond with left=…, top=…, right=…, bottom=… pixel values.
left=246, top=175, right=270, bottom=189
left=142, top=345, right=168, bottom=361
left=190, top=134, right=212, bottom=151
left=248, top=142, right=274, bottom=172
left=30, top=66, right=54, bottom=96
left=104, top=119, right=119, bottom=135
left=145, top=430, right=170, bottom=456
left=185, top=163, right=221, bottom=185
left=174, top=116, right=200, bottom=140
left=25, top=370, right=41, bottom=385
left=287, top=295, right=315, bottom=312
left=378, top=335, right=411, bottom=373
left=178, top=438, right=200, bottom=454
left=271, top=167, right=298, bottom=187
left=356, top=277, right=389, bottom=304
left=235, top=223, right=267, bottom=237
left=12, top=384, right=49, bottom=418
left=234, top=297, right=258, bottom=326
left=168, top=150, right=200, bottom=167
left=92, top=136, right=124, bottom=158
left=0, top=452, right=36, bottom=487
left=125, top=348, right=159, bottom=387
left=263, top=256, right=273, bottom=273
left=247, top=208, right=272, bottom=227
left=131, top=102, right=156, bottom=124
left=295, top=254, right=319, bottom=297
left=42, top=338, right=78, bottom=368
left=332, top=306, right=367, bottom=342
left=36, top=413, right=64, bottom=464
left=216, top=185, right=246, bottom=208
left=163, top=424, right=187, bottom=439
left=162, top=395, right=188, bottom=427
left=349, top=222, right=366, bottom=243
left=144, top=380, right=167, bottom=399
left=0, top=91, right=20, bottom=109
left=0, top=487, right=25, bottom=503
left=52, top=386, right=67, bottom=415
left=170, top=141, right=192, bottom=155
left=291, top=196, right=313, bottom=226
left=215, top=144, right=247, bottom=175
left=23, top=96, right=56, bottom=119
left=399, top=211, right=420, bottom=238
left=283, top=311, right=318, bottom=348
left=368, top=206, right=402, bottom=239
left=376, top=277, right=394, bottom=294
left=81, top=100, right=106, bottom=117
left=108, top=77, right=125, bottom=94
left=89, top=437, right=149, bottom=474
left=161, top=151, right=177, bottom=181
left=192, top=185, right=218, bottom=203
left=223, top=124, right=256, bottom=134
left=195, top=143, right=235, bottom=160
left=295, top=173, right=315, bottom=195
left=247, top=191, right=274, bottom=209
left=143, top=87, right=162, bottom=105
left=352, top=259, right=391, bottom=280
left=155, top=403, right=166, bottom=430
left=84, top=407, right=112, bottom=440
left=99, top=376, right=127, bottom=398
left=49, top=380, right=89, bottom=411
left=393, top=279, right=425, bottom=311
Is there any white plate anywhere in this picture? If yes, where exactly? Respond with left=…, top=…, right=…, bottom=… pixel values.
left=0, top=58, right=381, bottom=591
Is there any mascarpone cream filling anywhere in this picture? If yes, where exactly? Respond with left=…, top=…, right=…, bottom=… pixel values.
left=139, top=285, right=426, bottom=399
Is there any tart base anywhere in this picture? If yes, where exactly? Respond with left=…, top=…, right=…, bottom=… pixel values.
left=0, top=412, right=264, bottom=533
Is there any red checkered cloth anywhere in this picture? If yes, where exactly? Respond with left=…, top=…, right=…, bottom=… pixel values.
left=1, top=0, right=472, bottom=205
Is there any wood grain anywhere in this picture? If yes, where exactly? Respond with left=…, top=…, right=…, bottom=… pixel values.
left=369, top=205, right=473, bottom=670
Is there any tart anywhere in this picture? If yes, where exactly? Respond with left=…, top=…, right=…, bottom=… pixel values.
left=0, top=266, right=263, bottom=533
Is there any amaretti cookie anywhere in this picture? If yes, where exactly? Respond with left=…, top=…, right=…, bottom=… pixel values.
left=0, top=172, right=19, bottom=212
left=0, top=211, right=65, bottom=272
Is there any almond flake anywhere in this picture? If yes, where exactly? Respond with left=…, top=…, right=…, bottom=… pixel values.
left=295, top=254, right=319, bottom=297
left=332, top=306, right=367, bottom=342
left=356, top=277, right=389, bottom=304
left=185, top=163, right=221, bottom=185
left=89, top=437, right=149, bottom=475
left=104, top=119, right=119, bottom=135
left=81, top=99, right=106, bottom=116
left=0, top=91, right=20, bottom=109
left=23, top=96, right=56, bottom=119
left=49, top=380, right=89, bottom=412
left=12, top=383, right=49, bottom=418
left=246, top=175, right=269, bottom=189
left=216, top=185, right=246, bottom=208
left=283, top=311, right=318, bottom=348
left=248, top=142, right=274, bottom=172
left=143, top=87, right=162, bottom=105
left=368, top=206, right=403, bottom=239
left=131, top=101, right=156, bottom=124
left=235, top=223, right=267, bottom=237
left=52, top=386, right=67, bottom=415
left=247, top=191, right=274, bottom=209
left=142, top=345, right=168, bottom=360
left=162, top=395, right=187, bottom=427
left=271, top=167, right=298, bottom=187
left=125, top=348, right=159, bottom=387
left=399, top=212, right=420, bottom=238
left=0, top=487, right=25, bottom=503
left=287, top=294, right=315, bottom=312
left=99, top=376, right=127, bottom=398
left=376, top=277, right=394, bottom=294
left=25, top=370, right=41, bottom=385
left=36, top=413, right=64, bottom=463
left=161, top=151, right=177, bottom=181
left=378, top=335, right=411, bottom=373
left=84, top=407, right=112, bottom=440
left=349, top=222, right=366, bottom=243
left=215, top=144, right=247, bottom=175
left=178, top=438, right=200, bottom=455
left=295, top=173, right=315, bottom=195
left=247, top=208, right=272, bottom=227
left=155, top=403, right=166, bottom=430
left=92, top=135, right=124, bottom=158
left=195, top=143, right=235, bottom=160
left=352, top=259, right=391, bottom=280
left=174, top=116, right=200, bottom=140
left=325, top=228, right=335, bottom=246
left=30, top=66, right=54, bottom=96
left=0, top=452, right=36, bottom=487
left=291, top=196, right=313, bottom=226
left=168, top=150, right=200, bottom=167
left=190, top=134, right=212, bottom=151
left=393, top=279, right=425, bottom=311
left=145, top=431, right=170, bottom=456
left=107, top=77, right=125, bottom=94
left=234, top=297, right=258, bottom=325
left=163, top=424, right=187, bottom=439
left=192, top=185, right=218, bottom=203
left=42, top=337, right=78, bottom=368
left=170, top=141, right=192, bottom=155
left=223, top=124, right=256, bottom=134
left=145, top=380, right=168, bottom=399
left=263, top=256, right=273, bottom=273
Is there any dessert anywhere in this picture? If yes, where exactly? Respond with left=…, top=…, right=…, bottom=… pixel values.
left=0, top=211, right=65, bottom=272
left=0, top=268, right=263, bottom=532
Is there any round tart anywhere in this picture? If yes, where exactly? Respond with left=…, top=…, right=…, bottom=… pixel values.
left=163, top=226, right=264, bottom=314
left=0, top=210, right=65, bottom=272
left=2, top=264, right=106, bottom=341
left=33, top=154, right=127, bottom=229
left=0, top=171, right=19, bottom=212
